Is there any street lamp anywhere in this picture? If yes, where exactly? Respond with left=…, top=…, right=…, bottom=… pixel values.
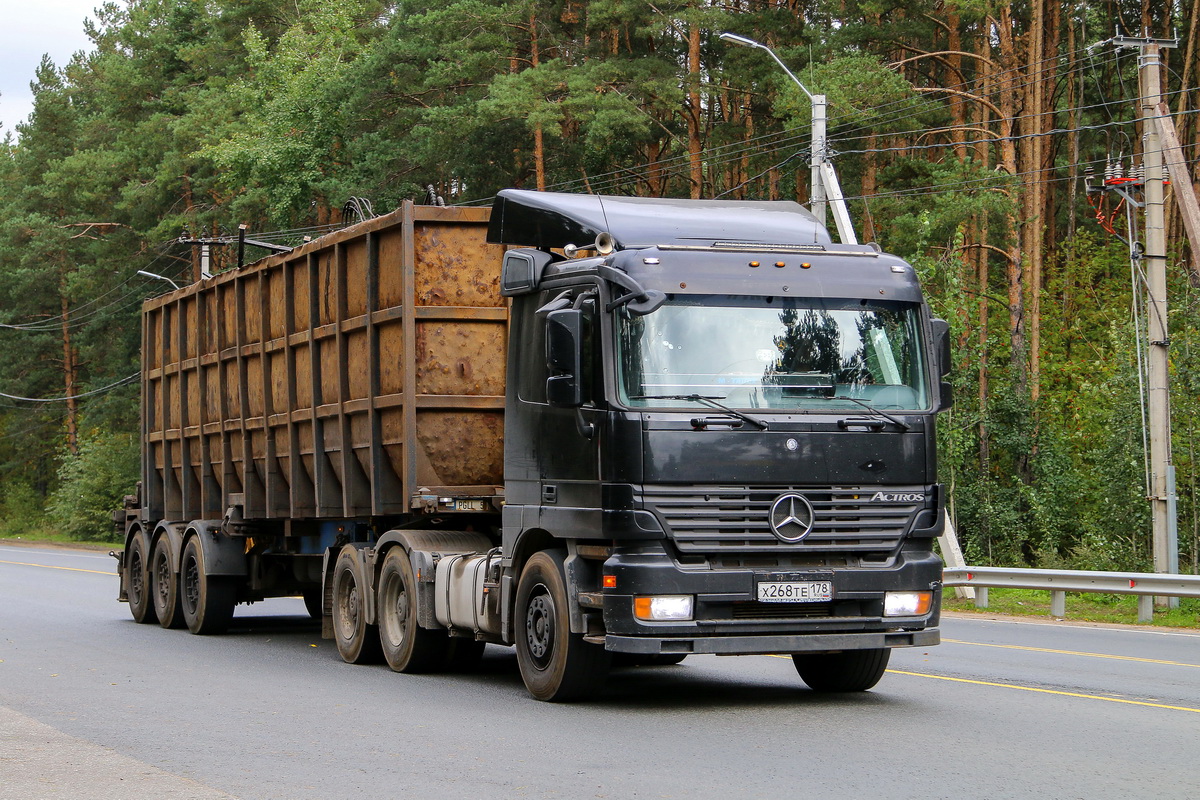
left=137, top=270, right=181, bottom=290
left=719, top=32, right=857, bottom=244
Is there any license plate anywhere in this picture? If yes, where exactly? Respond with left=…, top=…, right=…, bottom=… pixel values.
left=757, top=581, right=833, bottom=603
left=453, top=498, right=488, bottom=512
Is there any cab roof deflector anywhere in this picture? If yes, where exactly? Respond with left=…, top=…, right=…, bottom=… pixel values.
left=487, top=189, right=833, bottom=251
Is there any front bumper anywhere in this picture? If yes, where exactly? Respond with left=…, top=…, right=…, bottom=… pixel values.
left=599, top=546, right=942, bottom=655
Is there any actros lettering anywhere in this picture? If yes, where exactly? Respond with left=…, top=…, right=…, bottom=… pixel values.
left=869, top=492, right=925, bottom=503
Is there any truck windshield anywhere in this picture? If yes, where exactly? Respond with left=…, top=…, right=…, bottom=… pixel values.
left=617, top=295, right=928, bottom=411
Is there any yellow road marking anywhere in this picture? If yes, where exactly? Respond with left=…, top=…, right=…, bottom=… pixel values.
left=887, top=669, right=1200, bottom=714
left=942, top=637, right=1200, bottom=669
left=0, top=559, right=113, bottom=576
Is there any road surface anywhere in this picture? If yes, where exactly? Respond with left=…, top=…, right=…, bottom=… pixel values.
left=2, top=543, right=1196, bottom=799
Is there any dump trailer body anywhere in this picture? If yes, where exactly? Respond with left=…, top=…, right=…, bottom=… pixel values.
left=139, top=203, right=506, bottom=527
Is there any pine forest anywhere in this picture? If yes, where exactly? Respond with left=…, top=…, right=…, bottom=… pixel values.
left=1, top=0, right=1198, bottom=576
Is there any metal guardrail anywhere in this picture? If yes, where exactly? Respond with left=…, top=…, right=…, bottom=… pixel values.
left=942, top=566, right=1200, bottom=622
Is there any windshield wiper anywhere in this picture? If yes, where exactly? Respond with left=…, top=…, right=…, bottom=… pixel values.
left=631, top=393, right=769, bottom=430
left=833, top=395, right=910, bottom=431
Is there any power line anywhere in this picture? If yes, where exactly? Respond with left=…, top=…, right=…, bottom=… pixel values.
left=0, top=373, right=139, bottom=404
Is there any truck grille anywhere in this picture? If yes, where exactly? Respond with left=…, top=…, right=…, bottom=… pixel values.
left=640, top=485, right=924, bottom=557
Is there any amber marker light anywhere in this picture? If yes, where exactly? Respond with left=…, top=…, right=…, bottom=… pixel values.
left=603, top=574, right=617, bottom=589
left=774, top=261, right=786, bottom=268
left=800, top=262, right=812, bottom=269
left=749, top=261, right=761, bottom=268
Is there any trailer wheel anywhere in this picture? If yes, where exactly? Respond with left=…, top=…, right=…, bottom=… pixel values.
left=180, top=536, right=236, bottom=635
left=331, top=545, right=382, bottom=664
left=377, top=547, right=445, bottom=672
left=792, top=648, right=890, bottom=692
left=126, top=534, right=157, bottom=625
left=515, top=550, right=610, bottom=702
left=151, top=536, right=184, bottom=629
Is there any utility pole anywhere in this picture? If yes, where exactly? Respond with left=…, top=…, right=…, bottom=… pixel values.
left=1112, top=34, right=1179, bottom=602
left=719, top=33, right=857, bottom=245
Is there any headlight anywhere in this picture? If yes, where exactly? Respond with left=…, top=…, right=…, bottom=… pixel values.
left=884, top=591, right=933, bottom=617
left=634, top=595, right=694, bottom=621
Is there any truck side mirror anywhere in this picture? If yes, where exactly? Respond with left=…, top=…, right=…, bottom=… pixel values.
left=930, top=318, right=953, bottom=411
left=545, top=309, right=584, bottom=407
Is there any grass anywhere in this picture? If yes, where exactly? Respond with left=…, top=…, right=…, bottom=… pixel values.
left=943, top=586, right=1200, bottom=629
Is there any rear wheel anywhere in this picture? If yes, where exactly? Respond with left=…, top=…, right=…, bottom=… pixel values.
left=515, top=550, right=610, bottom=702
left=332, top=545, right=382, bottom=664
left=377, top=547, right=445, bottom=672
left=180, top=536, right=236, bottom=635
left=126, top=534, right=157, bottom=625
left=792, top=648, right=890, bottom=692
left=151, top=536, right=183, bottom=629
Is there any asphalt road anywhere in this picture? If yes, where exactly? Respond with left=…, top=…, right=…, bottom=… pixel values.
left=2, top=543, right=1197, bottom=800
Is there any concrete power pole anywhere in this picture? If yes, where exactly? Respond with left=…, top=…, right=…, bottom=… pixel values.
left=1114, top=34, right=1179, bottom=603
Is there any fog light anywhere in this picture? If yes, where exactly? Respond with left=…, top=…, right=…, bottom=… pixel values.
left=884, top=591, right=932, bottom=617
left=634, top=595, right=694, bottom=621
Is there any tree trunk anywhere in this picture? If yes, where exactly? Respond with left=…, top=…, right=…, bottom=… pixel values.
left=686, top=23, right=703, bottom=198
left=60, top=290, right=78, bottom=456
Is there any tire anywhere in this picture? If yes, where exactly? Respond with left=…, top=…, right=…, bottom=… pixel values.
left=180, top=536, right=236, bottom=635
left=515, top=550, right=610, bottom=702
left=126, top=533, right=157, bottom=625
left=331, top=545, right=382, bottom=664
left=376, top=547, right=445, bottom=672
left=150, top=536, right=184, bottom=629
left=302, top=588, right=323, bottom=619
left=792, top=648, right=891, bottom=692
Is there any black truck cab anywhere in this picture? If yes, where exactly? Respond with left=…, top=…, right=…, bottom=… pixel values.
left=490, top=189, right=948, bottom=690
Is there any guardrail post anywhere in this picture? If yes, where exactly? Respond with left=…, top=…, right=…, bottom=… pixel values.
left=974, top=586, right=988, bottom=609
left=1138, top=595, right=1154, bottom=623
left=1050, top=591, right=1066, bottom=618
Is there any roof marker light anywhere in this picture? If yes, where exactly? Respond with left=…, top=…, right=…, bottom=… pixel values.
left=774, top=261, right=786, bottom=268
left=749, top=261, right=761, bottom=268
left=801, top=262, right=812, bottom=269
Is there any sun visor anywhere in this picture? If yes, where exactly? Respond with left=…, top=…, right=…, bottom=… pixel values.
left=487, top=189, right=832, bottom=250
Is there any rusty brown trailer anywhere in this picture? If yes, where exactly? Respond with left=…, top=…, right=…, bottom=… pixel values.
left=140, top=202, right=507, bottom=525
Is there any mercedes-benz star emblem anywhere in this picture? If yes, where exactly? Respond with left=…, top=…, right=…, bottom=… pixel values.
left=769, top=493, right=815, bottom=543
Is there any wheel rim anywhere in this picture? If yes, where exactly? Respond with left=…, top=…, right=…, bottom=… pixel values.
left=380, top=571, right=407, bottom=648
left=129, top=549, right=145, bottom=605
left=525, top=585, right=555, bottom=669
left=182, top=552, right=200, bottom=614
left=335, top=571, right=360, bottom=642
left=155, top=549, right=171, bottom=606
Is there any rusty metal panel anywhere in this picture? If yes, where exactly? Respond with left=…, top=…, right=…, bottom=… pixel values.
left=140, top=203, right=504, bottom=524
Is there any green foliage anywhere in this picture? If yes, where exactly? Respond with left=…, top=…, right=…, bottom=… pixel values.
left=47, top=430, right=139, bottom=542
left=0, top=0, right=1196, bottom=578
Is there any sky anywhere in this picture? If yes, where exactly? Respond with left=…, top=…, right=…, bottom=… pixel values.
left=0, top=0, right=101, bottom=138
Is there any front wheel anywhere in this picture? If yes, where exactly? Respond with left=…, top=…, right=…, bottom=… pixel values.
left=792, top=648, right=890, bottom=692
left=515, top=551, right=610, bottom=702
left=180, top=536, right=236, bottom=635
